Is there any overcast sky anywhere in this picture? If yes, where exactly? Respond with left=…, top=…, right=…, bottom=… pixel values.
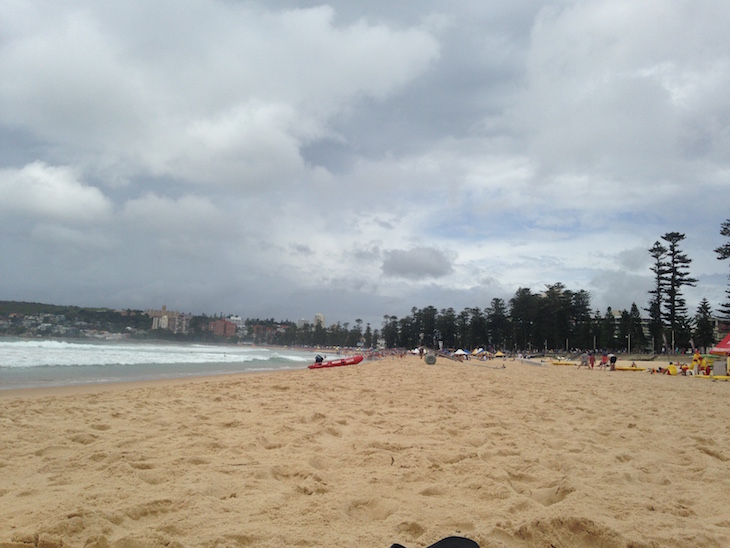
left=1, top=1, right=729, bottom=328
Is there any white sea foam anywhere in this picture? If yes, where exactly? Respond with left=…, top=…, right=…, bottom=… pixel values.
left=0, top=339, right=328, bottom=390
left=0, top=339, right=313, bottom=368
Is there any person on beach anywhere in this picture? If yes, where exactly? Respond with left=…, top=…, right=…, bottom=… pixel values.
left=589, top=353, right=596, bottom=369
left=600, top=353, right=608, bottom=370
left=699, top=356, right=711, bottom=375
left=578, top=351, right=589, bottom=369
left=608, top=353, right=617, bottom=371
left=691, top=350, right=702, bottom=374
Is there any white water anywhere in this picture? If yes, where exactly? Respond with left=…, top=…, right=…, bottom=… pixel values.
left=0, top=339, right=323, bottom=390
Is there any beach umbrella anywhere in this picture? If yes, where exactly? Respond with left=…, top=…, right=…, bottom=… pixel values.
left=709, top=333, right=730, bottom=354
left=454, top=349, right=467, bottom=355
left=494, top=351, right=505, bottom=357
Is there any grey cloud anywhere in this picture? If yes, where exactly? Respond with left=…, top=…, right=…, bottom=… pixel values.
left=589, top=271, right=652, bottom=313
left=375, top=218, right=396, bottom=230
left=289, top=243, right=315, bottom=256
left=382, top=247, right=453, bottom=279
left=300, top=138, right=356, bottom=174
left=617, top=246, right=653, bottom=273
left=352, top=244, right=382, bottom=262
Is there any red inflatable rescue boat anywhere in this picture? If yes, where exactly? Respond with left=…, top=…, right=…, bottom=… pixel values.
left=308, top=355, right=364, bottom=369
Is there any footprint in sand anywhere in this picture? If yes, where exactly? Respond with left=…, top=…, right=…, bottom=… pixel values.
left=345, top=498, right=397, bottom=521
left=123, top=499, right=177, bottom=521
left=70, top=432, right=98, bottom=445
left=507, top=472, right=575, bottom=507
left=528, top=481, right=575, bottom=506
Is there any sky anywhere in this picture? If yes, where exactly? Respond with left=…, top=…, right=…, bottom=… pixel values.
left=1, top=0, right=729, bottom=328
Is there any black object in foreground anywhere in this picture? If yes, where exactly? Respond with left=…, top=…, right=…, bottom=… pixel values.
left=391, top=536, right=479, bottom=548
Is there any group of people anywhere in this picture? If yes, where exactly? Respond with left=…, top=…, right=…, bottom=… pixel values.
left=577, top=351, right=617, bottom=370
left=677, top=350, right=712, bottom=375
left=649, top=350, right=714, bottom=375
left=573, top=349, right=718, bottom=376
left=653, top=350, right=712, bottom=375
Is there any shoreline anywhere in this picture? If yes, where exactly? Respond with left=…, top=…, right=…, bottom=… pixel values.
left=0, top=354, right=716, bottom=399
left=0, top=367, right=294, bottom=400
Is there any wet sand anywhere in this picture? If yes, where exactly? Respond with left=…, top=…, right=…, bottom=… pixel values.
left=1, top=355, right=729, bottom=547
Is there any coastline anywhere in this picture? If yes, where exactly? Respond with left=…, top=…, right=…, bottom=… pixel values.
left=1, top=354, right=728, bottom=547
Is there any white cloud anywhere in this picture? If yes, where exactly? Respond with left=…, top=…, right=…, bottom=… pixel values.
left=520, top=0, right=730, bottom=186
left=0, top=162, right=111, bottom=222
left=0, top=3, right=439, bottom=189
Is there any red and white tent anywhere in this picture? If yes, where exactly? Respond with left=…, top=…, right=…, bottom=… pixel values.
left=709, top=333, right=730, bottom=355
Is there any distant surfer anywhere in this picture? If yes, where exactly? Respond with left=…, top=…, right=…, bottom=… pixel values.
left=315, top=354, right=325, bottom=364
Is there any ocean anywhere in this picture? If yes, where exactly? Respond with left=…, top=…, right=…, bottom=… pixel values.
left=0, top=338, right=325, bottom=390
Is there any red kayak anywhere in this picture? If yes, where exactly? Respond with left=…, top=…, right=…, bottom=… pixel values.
left=308, top=355, right=364, bottom=369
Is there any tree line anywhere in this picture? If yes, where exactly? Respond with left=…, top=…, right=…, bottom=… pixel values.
left=644, top=224, right=730, bottom=353
left=262, top=221, right=730, bottom=353
left=253, top=284, right=713, bottom=353
left=255, top=288, right=709, bottom=353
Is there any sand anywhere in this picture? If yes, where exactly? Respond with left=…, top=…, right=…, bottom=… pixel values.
left=1, top=355, right=729, bottom=548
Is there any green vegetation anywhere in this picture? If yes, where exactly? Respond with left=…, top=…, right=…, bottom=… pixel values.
left=715, top=218, right=730, bottom=319
left=646, top=232, right=699, bottom=352
left=0, top=301, right=152, bottom=332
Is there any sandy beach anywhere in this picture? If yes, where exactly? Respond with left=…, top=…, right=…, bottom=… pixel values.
left=1, top=355, right=729, bottom=548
